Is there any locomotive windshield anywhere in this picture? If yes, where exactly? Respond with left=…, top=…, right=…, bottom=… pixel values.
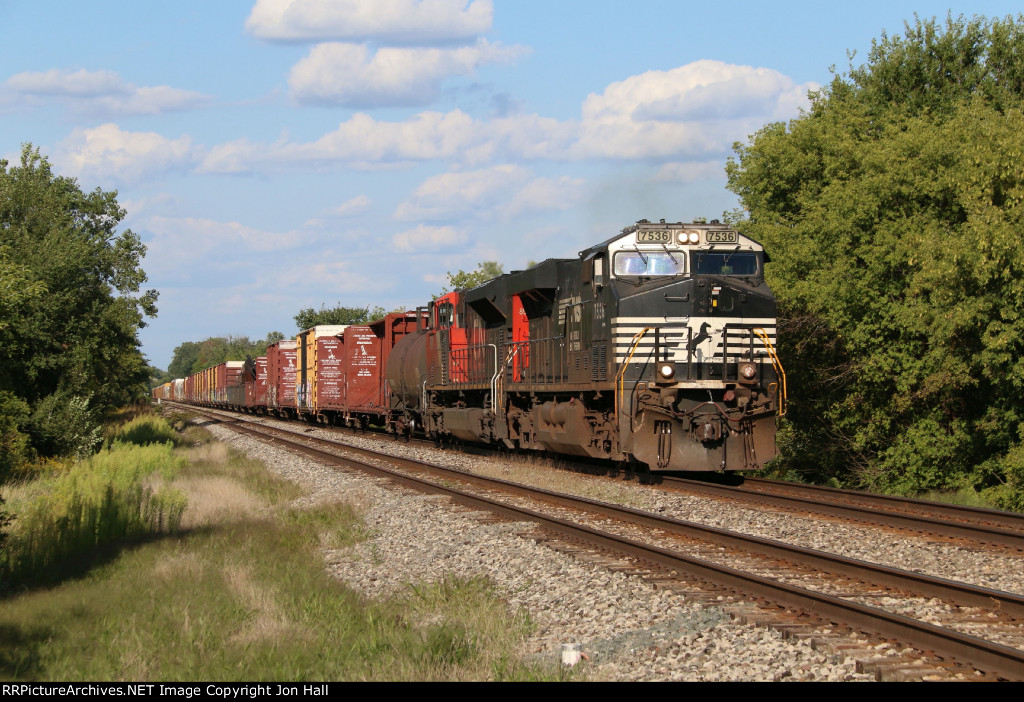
left=614, top=251, right=685, bottom=277
left=692, top=251, right=759, bottom=276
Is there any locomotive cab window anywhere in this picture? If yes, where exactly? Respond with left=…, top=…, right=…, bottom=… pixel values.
left=613, top=251, right=685, bottom=277
left=692, top=251, right=759, bottom=277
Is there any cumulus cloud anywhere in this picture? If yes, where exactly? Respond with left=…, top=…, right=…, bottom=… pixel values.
left=4, top=68, right=209, bottom=115
left=6, top=68, right=125, bottom=97
left=289, top=39, right=526, bottom=107
left=395, top=164, right=527, bottom=220
left=395, top=165, right=585, bottom=220
left=246, top=0, right=493, bottom=43
left=198, top=59, right=813, bottom=173
left=198, top=110, right=574, bottom=173
left=498, top=175, right=586, bottom=217
left=56, top=123, right=196, bottom=185
left=573, top=60, right=816, bottom=160
left=329, top=194, right=372, bottom=217
left=140, top=215, right=311, bottom=282
left=391, top=224, right=466, bottom=253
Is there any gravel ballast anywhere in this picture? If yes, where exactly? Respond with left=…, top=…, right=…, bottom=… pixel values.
left=201, top=419, right=879, bottom=681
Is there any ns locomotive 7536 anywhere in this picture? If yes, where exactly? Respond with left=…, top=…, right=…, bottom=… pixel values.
left=385, top=219, right=785, bottom=471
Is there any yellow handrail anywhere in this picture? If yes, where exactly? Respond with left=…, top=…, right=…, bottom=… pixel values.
left=754, top=327, right=787, bottom=416
left=615, top=327, right=651, bottom=417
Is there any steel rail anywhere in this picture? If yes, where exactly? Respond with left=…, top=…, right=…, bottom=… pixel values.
left=739, top=476, right=1024, bottom=532
left=659, top=475, right=1024, bottom=550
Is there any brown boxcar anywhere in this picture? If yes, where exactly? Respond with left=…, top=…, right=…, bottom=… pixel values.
left=267, top=339, right=298, bottom=416
left=244, top=356, right=268, bottom=410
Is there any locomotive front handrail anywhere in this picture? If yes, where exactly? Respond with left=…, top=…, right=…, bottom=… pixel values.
left=616, top=327, right=652, bottom=417
left=754, top=327, right=787, bottom=416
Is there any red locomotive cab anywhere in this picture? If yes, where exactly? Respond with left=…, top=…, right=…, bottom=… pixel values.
left=431, top=292, right=469, bottom=384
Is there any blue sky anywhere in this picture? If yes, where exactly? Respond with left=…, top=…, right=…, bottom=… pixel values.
left=1, top=1, right=1019, bottom=370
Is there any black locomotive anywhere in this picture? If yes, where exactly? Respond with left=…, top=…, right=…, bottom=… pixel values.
left=386, top=219, right=784, bottom=471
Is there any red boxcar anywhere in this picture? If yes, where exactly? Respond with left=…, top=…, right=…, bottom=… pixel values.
left=267, top=339, right=298, bottom=417
left=244, top=356, right=268, bottom=410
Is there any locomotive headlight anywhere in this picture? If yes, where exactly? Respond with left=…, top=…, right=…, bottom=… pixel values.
left=687, top=231, right=700, bottom=244
left=739, top=362, right=757, bottom=380
left=658, top=362, right=676, bottom=381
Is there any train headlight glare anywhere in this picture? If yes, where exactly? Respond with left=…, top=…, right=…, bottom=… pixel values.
left=687, top=232, right=700, bottom=244
left=658, top=363, right=675, bottom=380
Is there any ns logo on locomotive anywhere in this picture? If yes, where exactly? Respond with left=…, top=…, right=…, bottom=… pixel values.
left=386, top=219, right=785, bottom=472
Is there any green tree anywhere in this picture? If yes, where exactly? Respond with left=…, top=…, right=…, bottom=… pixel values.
left=167, top=340, right=202, bottom=379
left=294, top=304, right=386, bottom=331
left=727, top=14, right=1024, bottom=506
left=167, top=332, right=288, bottom=377
left=0, top=145, right=157, bottom=462
left=440, top=261, right=504, bottom=294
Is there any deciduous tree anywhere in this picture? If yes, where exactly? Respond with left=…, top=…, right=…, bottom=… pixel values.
left=727, top=14, right=1024, bottom=506
left=294, top=304, right=385, bottom=331
left=0, top=146, right=158, bottom=463
left=440, top=261, right=504, bottom=294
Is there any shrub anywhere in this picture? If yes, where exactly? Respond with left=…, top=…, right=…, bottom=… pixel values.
left=2, top=442, right=186, bottom=588
left=106, top=414, right=179, bottom=448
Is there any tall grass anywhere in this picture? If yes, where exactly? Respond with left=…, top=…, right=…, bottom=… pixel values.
left=2, top=418, right=187, bottom=589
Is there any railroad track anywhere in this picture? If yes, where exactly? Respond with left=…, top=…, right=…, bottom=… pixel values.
left=233, top=404, right=1024, bottom=552
left=183, top=405, right=1024, bottom=680
left=655, top=475, right=1024, bottom=552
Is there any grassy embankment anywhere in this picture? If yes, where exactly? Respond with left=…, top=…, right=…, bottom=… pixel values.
left=0, top=410, right=556, bottom=681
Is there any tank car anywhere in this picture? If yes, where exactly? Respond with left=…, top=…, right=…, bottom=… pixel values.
left=385, top=219, right=784, bottom=471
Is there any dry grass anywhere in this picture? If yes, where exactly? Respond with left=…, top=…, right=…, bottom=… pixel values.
left=223, top=563, right=309, bottom=646
left=174, top=475, right=269, bottom=529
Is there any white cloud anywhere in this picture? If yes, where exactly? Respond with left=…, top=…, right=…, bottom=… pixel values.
left=4, top=68, right=209, bottom=115
left=198, top=60, right=813, bottom=174
left=498, top=175, right=586, bottom=217
left=395, top=165, right=586, bottom=221
left=246, top=0, right=493, bottom=43
left=273, top=258, right=388, bottom=293
left=573, top=60, right=816, bottom=160
left=56, top=123, right=196, bottom=185
left=329, top=194, right=372, bottom=217
left=198, top=110, right=574, bottom=173
left=391, top=224, right=466, bottom=253
left=6, top=68, right=125, bottom=97
left=289, top=39, right=526, bottom=107
left=395, top=164, right=528, bottom=220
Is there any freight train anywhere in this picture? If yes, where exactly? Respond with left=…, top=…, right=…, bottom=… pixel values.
left=154, top=219, right=785, bottom=472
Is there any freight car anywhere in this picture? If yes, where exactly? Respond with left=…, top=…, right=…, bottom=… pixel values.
left=162, top=219, right=784, bottom=472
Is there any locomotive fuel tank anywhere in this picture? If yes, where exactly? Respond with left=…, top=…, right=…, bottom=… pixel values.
left=385, top=329, right=429, bottom=413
